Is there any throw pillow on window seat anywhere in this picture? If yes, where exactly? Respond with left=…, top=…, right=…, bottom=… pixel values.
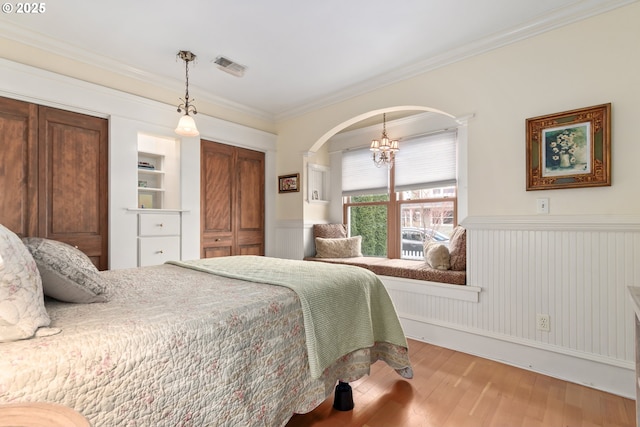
left=313, top=223, right=348, bottom=239
left=315, top=236, right=362, bottom=258
left=448, top=226, right=467, bottom=271
left=423, top=241, right=451, bottom=270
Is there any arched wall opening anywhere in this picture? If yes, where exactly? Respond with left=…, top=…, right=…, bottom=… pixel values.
left=307, top=105, right=458, bottom=154
left=304, top=105, right=470, bottom=227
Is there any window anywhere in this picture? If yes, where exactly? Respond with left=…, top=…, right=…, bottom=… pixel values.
left=342, top=130, right=457, bottom=259
left=347, top=194, right=388, bottom=257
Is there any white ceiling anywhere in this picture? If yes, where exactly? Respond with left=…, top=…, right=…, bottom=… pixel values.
left=1, top=0, right=634, bottom=121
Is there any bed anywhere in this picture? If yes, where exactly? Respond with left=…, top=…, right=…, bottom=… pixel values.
left=0, top=225, right=412, bottom=426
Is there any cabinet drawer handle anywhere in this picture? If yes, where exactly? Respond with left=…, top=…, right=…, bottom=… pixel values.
left=215, top=238, right=220, bottom=242
left=157, top=223, right=164, bottom=227
left=157, top=250, right=164, bottom=254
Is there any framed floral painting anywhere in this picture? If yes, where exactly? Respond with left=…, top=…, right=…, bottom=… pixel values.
left=278, top=173, right=300, bottom=193
left=526, top=103, right=611, bottom=190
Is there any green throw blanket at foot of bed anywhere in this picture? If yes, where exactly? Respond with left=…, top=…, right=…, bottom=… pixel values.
left=168, top=255, right=410, bottom=379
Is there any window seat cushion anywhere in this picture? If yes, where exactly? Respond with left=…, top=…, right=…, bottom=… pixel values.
left=303, top=256, right=466, bottom=285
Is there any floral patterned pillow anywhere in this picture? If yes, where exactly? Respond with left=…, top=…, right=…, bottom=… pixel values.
left=22, top=237, right=109, bottom=303
left=0, top=224, right=51, bottom=342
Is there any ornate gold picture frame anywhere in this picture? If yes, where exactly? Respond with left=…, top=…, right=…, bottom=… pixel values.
left=526, top=103, right=611, bottom=190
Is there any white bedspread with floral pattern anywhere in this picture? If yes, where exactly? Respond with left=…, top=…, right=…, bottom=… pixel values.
left=0, top=264, right=412, bottom=426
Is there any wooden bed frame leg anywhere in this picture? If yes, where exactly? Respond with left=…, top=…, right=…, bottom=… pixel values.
left=333, top=381, right=354, bottom=411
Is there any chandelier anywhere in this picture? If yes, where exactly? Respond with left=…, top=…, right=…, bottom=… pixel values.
left=175, top=50, right=199, bottom=137
left=370, top=113, right=399, bottom=168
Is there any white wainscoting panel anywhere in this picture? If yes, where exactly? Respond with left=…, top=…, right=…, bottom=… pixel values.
left=274, top=220, right=306, bottom=260
left=385, top=215, right=640, bottom=397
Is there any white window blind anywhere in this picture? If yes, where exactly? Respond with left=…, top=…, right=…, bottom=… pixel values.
left=341, top=147, right=389, bottom=196
left=394, top=130, right=457, bottom=192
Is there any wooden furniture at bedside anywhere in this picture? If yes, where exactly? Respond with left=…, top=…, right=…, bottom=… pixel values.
left=0, top=402, right=90, bottom=427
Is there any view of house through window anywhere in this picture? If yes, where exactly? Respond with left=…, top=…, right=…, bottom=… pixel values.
left=398, top=187, right=456, bottom=259
left=342, top=129, right=457, bottom=260
left=344, top=186, right=456, bottom=259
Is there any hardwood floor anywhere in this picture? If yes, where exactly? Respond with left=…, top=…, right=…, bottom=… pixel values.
left=286, top=339, right=635, bottom=427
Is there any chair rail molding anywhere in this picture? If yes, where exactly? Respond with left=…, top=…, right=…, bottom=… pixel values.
left=463, top=214, right=640, bottom=231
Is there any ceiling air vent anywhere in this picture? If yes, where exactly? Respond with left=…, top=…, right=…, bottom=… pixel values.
left=213, top=56, right=246, bottom=77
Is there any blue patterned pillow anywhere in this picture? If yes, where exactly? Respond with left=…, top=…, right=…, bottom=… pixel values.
left=22, top=237, right=109, bottom=303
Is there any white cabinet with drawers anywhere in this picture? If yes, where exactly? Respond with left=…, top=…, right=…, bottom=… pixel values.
left=137, top=212, right=182, bottom=267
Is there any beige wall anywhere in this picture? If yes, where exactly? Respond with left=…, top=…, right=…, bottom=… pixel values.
left=275, top=2, right=640, bottom=222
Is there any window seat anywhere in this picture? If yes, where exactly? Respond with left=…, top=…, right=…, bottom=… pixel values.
left=303, top=256, right=466, bottom=285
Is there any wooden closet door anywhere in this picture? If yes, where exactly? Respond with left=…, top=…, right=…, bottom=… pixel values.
left=201, top=140, right=234, bottom=258
left=39, top=106, right=109, bottom=269
left=200, top=140, right=264, bottom=258
left=236, top=148, right=264, bottom=255
left=0, top=97, right=38, bottom=237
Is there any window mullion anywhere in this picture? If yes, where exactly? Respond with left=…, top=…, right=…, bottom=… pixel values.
left=388, top=163, right=399, bottom=258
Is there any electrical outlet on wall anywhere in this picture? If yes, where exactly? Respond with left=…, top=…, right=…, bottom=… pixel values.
left=536, top=313, right=550, bottom=332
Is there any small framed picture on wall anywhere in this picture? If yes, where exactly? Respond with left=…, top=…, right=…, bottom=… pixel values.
left=278, top=173, right=300, bottom=193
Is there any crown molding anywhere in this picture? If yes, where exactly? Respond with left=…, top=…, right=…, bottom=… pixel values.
left=1, top=0, right=635, bottom=123
left=274, top=0, right=637, bottom=121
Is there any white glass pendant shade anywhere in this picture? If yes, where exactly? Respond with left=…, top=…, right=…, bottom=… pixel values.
left=175, top=114, right=199, bottom=137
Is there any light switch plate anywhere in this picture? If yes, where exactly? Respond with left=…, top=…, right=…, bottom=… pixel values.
left=536, top=198, right=549, bottom=214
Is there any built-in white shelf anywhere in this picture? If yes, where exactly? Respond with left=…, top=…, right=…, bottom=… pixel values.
left=135, top=133, right=183, bottom=267
left=307, top=163, right=330, bottom=204
left=137, top=133, right=180, bottom=210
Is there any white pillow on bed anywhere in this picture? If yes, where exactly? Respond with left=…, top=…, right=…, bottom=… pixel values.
left=22, top=237, right=109, bottom=303
left=0, top=224, right=51, bottom=343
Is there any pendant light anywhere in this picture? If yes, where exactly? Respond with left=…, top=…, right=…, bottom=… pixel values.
left=175, top=50, right=199, bottom=137
left=370, top=113, right=399, bottom=168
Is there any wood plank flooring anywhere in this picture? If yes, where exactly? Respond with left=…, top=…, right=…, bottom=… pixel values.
left=286, top=339, right=635, bottom=427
